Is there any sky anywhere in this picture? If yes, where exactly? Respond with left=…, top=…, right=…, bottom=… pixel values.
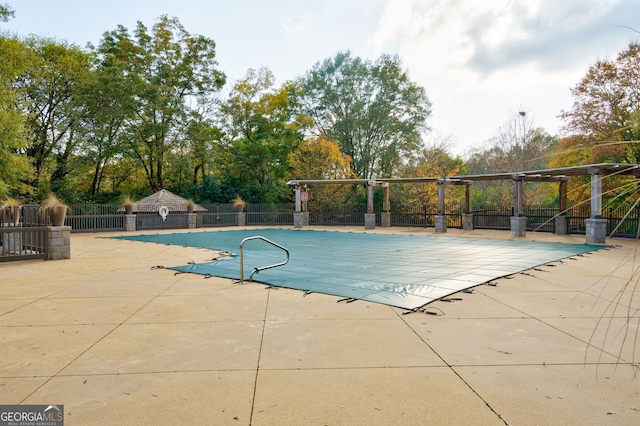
left=3, top=0, right=639, bottom=156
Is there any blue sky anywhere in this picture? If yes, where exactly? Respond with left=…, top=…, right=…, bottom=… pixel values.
left=3, top=0, right=639, bottom=155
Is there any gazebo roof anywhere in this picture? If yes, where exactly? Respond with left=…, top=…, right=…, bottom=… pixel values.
left=126, top=189, right=207, bottom=213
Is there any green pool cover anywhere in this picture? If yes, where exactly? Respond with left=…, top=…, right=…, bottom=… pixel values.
left=114, top=229, right=604, bottom=310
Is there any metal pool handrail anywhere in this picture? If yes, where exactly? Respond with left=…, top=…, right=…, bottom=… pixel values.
left=239, top=236, right=289, bottom=283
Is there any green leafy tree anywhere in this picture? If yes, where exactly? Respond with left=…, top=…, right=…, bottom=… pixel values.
left=298, top=51, right=431, bottom=179
left=164, top=107, right=222, bottom=194
left=12, top=36, right=91, bottom=194
left=96, top=15, right=225, bottom=192
left=219, top=67, right=309, bottom=202
left=77, top=37, right=139, bottom=196
left=0, top=3, right=14, bottom=22
left=0, top=35, right=32, bottom=196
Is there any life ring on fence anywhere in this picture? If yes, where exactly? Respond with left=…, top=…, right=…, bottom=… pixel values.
left=159, top=206, right=169, bottom=222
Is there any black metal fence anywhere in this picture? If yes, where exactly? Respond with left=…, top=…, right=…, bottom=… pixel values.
left=247, top=203, right=294, bottom=225
left=0, top=206, right=49, bottom=261
left=198, top=204, right=238, bottom=227
left=0, top=226, right=48, bottom=261
left=310, top=204, right=371, bottom=226
left=473, top=204, right=557, bottom=233
left=3, top=201, right=637, bottom=238
left=67, top=204, right=125, bottom=232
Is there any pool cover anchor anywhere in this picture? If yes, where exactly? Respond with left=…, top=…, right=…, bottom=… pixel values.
left=238, top=236, right=290, bottom=283
left=403, top=306, right=445, bottom=316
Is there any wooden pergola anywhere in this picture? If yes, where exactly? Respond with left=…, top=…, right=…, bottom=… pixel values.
left=287, top=163, right=640, bottom=243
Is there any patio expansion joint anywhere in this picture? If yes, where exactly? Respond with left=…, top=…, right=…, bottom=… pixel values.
left=394, top=309, right=509, bottom=425
left=15, top=280, right=185, bottom=404
left=248, top=287, right=271, bottom=425
left=481, top=292, right=640, bottom=366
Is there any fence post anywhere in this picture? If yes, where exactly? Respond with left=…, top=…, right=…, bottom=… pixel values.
left=237, top=212, right=246, bottom=226
left=47, top=226, right=71, bottom=260
left=187, top=213, right=197, bottom=229
left=124, top=214, right=136, bottom=231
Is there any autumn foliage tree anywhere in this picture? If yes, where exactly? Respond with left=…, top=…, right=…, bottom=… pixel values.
left=559, top=41, right=640, bottom=164
left=287, top=136, right=356, bottom=207
left=397, top=140, right=465, bottom=207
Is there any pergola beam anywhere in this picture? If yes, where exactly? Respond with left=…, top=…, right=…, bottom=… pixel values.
left=287, top=163, right=640, bottom=242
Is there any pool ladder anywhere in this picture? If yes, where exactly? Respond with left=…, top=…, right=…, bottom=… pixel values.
left=239, top=236, right=289, bottom=283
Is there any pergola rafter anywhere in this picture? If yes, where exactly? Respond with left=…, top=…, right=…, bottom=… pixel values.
left=288, top=163, right=640, bottom=243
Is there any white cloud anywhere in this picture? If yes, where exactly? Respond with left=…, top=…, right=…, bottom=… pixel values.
left=371, top=0, right=639, bottom=154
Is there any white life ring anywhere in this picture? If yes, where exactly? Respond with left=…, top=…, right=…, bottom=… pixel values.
left=159, top=206, right=169, bottom=221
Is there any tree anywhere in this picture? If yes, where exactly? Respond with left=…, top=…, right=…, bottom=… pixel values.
left=96, top=16, right=226, bottom=192
left=76, top=38, right=139, bottom=197
left=218, top=67, right=309, bottom=202
left=0, top=35, right=32, bottom=196
left=399, top=139, right=465, bottom=206
left=560, top=41, right=640, bottom=164
left=11, top=36, right=91, bottom=194
left=298, top=51, right=431, bottom=179
left=287, top=136, right=356, bottom=207
left=0, top=3, right=14, bottom=22
left=465, top=110, right=557, bottom=204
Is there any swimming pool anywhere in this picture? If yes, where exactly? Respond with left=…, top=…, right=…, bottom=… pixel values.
left=115, top=229, right=604, bottom=310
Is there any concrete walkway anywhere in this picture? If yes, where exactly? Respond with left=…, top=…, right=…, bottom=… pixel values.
left=1, top=226, right=639, bottom=425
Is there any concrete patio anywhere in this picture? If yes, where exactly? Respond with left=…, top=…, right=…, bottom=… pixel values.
left=1, top=226, right=639, bottom=425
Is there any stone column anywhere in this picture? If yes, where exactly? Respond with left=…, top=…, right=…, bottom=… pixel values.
left=294, top=212, right=309, bottom=228
left=510, top=216, right=527, bottom=237
left=381, top=184, right=391, bottom=227
left=365, top=182, right=375, bottom=229
left=462, top=183, right=473, bottom=230
left=555, top=180, right=568, bottom=234
left=124, top=214, right=136, bottom=232
left=586, top=170, right=606, bottom=243
left=435, top=180, right=447, bottom=233
left=293, top=184, right=303, bottom=228
left=462, top=214, right=474, bottom=230
left=511, top=176, right=526, bottom=237
left=187, top=213, right=197, bottom=229
left=47, top=226, right=71, bottom=260
left=237, top=212, right=246, bottom=227
left=555, top=216, right=568, bottom=234
left=586, top=218, right=607, bottom=244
